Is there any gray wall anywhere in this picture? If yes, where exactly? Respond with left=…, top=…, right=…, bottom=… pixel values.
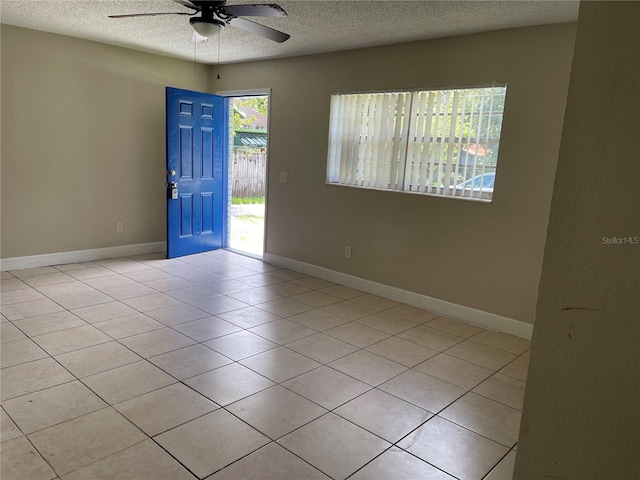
left=212, top=23, right=576, bottom=324
left=1, top=22, right=576, bottom=325
left=1, top=25, right=208, bottom=257
left=515, top=2, right=640, bottom=478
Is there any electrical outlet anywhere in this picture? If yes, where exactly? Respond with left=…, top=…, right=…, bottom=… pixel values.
left=116, top=221, right=124, bottom=233
left=344, top=246, right=352, bottom=259
left=279, top=171, right=289, bottom=183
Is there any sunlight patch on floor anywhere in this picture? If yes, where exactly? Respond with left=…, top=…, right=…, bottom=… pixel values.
left=229, top=204, right=264, bottom=256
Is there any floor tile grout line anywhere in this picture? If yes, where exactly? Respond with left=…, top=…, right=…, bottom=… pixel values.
left=465, top=331, right=531, bottom=355
left=19, top=403, right=112, bottom=441
left=386, top=376, right=520, bottom=452
left=344, top=443, right=459, bottom=480
left=200, top=438, right=331, bottom=480
left=481, top=444, right=519, bottom=480
left=459, top=369, right=526, bottom=412
left=324, top=387, right=434, bottom=443
left=64, top=434, right=162, bottom=479
left=16, top=425, right=62, bottom=477
left=9, top=309, right=96, bottom=339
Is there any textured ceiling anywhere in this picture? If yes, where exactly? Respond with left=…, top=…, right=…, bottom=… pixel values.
left=0, top=1, right=579, bottom=64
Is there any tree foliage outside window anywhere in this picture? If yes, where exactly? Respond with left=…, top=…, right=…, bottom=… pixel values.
left=232, top=96, right=268, bottom=130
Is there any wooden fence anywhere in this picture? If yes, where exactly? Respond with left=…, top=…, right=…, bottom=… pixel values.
left=232, top=149, right=266, bottom=198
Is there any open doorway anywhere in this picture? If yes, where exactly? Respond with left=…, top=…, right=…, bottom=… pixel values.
left=227, top=95, right=268, bottom=257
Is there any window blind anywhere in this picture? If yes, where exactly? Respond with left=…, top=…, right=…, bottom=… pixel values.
left=327, top=85, right=506, bottom=202
left=327, top=92, right=411, bottom=189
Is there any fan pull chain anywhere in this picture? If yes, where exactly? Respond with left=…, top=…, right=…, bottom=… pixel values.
left=217, top=32, right=221, bottom=80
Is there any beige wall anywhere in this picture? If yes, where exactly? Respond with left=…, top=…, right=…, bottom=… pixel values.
left=212, top=23, right=576, bottom=324
left=1, top=25, right=208, bottom=257
left=1, top=23, right=576, bottom=325
left=515, top=2, right=640, bottom=478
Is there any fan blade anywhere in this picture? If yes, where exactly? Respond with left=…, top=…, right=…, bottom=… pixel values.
left=109, top=12, right=191, bottom=18
left=223, top=4, right=287, bottom=17
left=228, top=17, right=290, bottom=43
left=173, top=0, right=200, bottom=11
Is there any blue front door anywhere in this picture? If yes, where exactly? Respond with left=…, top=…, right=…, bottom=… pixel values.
left=166, top=87, right=226, bottom=258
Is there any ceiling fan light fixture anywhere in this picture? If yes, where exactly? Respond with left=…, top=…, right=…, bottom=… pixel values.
left=189, top=17, right=224, bottom=38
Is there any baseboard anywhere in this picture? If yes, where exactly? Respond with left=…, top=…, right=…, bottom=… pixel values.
left=2, top=246, right=533, bottom=339
left=0, top=242, right=167, bottom=272
left=264, top=252, right=533, bottom=340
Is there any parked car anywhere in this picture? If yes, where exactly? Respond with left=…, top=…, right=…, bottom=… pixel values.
left=455, top=172, right=495, bottom=192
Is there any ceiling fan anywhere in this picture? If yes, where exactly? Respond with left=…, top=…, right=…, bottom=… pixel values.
left=109, top=0, right=290, bottom=43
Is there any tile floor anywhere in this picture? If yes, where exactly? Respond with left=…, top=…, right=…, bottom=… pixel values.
left=0, top=250, right=529, bottom=480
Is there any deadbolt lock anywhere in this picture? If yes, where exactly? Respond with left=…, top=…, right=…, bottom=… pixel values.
left=169, top=182, right=178, bottom=200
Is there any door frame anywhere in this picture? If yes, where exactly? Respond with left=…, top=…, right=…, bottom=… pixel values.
left=216, top=88, right=271, bottom=258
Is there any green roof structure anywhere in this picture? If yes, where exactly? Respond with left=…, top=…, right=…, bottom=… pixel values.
left=233, top=130, right=267, bottom=148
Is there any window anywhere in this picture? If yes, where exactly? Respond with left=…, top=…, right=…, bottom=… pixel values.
left=326, top=85, right=507, bottom=202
